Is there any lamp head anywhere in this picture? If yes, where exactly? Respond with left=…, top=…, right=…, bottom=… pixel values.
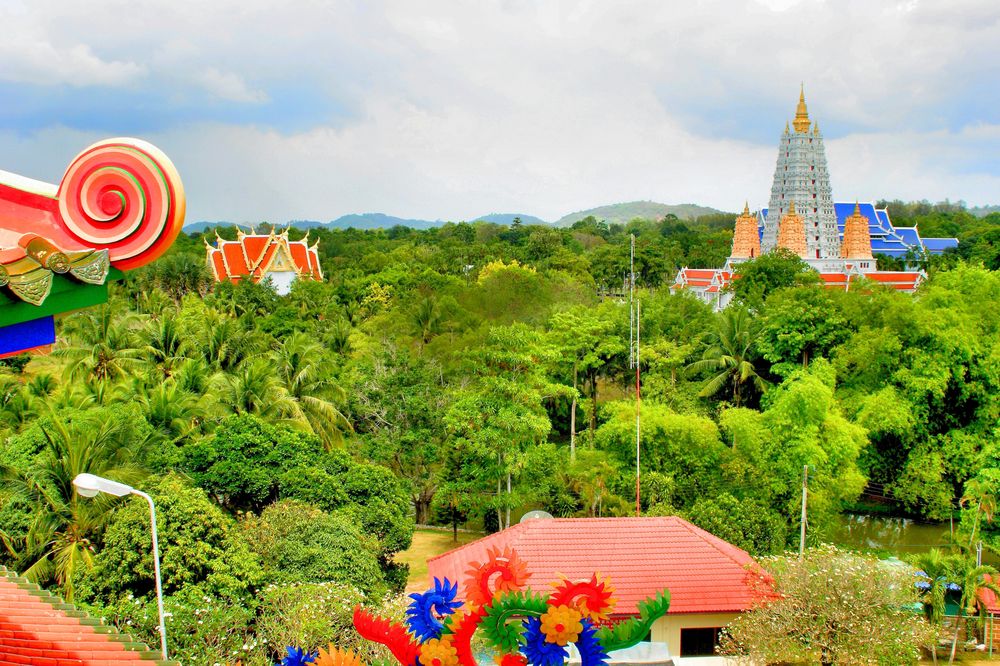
left=73, top=473, right=135, bottom=498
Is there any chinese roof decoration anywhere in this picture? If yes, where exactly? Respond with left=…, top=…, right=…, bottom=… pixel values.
left=206, top=228, right=322, bottom=295
left=281, top=547, right=670, bottom=666
left=0, top=138, right=185, bottom=357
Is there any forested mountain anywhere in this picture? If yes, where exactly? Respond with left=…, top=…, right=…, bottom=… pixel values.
left=555, top=201, right=726, bottom=226
left=2, top=204, right=1000, bottom=663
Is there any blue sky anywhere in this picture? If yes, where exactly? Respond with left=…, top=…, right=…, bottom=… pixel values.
left=1, top=0, right=998, bottom=224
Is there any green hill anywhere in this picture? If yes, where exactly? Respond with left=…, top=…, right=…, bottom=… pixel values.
left=554, top=201, right=725, bottom=227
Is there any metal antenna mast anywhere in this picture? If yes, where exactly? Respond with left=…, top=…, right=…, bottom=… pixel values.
left=630, top=235, right=641, bottom=516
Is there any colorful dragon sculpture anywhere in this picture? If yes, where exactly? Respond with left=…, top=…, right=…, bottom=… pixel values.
left=283, top=547, right=670, bottom=666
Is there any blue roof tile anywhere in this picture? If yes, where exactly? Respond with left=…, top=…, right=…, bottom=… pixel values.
left=758, top=202, right=955, bottom=256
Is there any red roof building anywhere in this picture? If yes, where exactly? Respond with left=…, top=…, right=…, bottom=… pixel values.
left=427, top=516, right=769, bottom=659
left=205, top=228, right=322, bottom=296
left=0, top=566, right=176, bottom=665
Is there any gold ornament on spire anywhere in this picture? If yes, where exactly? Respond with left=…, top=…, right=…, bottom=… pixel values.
left=731, top=202, right=760, bottom=259
left=793, top=84, right=811, bottom=134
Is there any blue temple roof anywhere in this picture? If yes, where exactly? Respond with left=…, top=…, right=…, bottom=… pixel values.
left=759, top=202, right=958, bottom=257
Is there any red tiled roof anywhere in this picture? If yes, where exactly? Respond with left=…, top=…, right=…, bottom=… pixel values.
left=864, top=272, right=922, bottom=289
left=206, top=232, right=322, bottom=284
left=242, top=235, right=269, bottom=266
left=426, top=516, right=765, bottom=616
left=0, top=567, right=174, bottom=665
left=221, top=242, right=249, bottom=275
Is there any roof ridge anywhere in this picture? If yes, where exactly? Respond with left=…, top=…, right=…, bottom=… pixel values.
left=425, top=522, right=528, bottom=564
left=666, top=516, right=754, bottom=567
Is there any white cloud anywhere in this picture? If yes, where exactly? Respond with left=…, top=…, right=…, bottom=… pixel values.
left=1, top=0, right=998, bottom=220
left=196, top=68, right=268, bottom=104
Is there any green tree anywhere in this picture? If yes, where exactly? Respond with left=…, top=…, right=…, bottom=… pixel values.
left=271, top=331, right=352, bottom=449
left=79, top=474, right=262, bottom=602
left=686, top=493, right=787, bottom=556
left=444, top=324, right=569, bottom=529
left=729, top=249, right=819, bottom=310
left=0, top=408, right=150, bottom=600
left=686, top=307, right=768, bottom=406
left=240, top=500, right=385, bottom=593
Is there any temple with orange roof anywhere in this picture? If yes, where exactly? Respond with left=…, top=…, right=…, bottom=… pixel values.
left=205, top=227, right=323, bottom=295
left=672, top=88, right=935, bottom=310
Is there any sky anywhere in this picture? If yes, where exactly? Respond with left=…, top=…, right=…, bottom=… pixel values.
left=1, top=0, right=998, bottom=225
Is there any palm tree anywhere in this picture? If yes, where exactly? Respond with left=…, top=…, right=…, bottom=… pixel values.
left=142, top=316, right=191, bottom=380
left=411, top=296, right=443, bottom=346
left=271, top=332, right=352, bottom=449
left=960, top=478, right=996, bottom=551
left=215, top=358, right=296, bottom=420
left=948, top=560, right=1000, bottom=665
left=0, top=415, right=148, bottom=600
left=911, top=548, right=962, bottom=664
left=135, top=382, right=207, bottom=443
left=685, top=307, right=769, bottom=406
left=0, top=375, right=36, bottom=432
left=56, top=306, right=143, bottom=382
left=198, top=310, right=264, bottom=372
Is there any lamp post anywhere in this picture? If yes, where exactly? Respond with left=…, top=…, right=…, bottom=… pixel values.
left=72, top=474, right=167, bottom=660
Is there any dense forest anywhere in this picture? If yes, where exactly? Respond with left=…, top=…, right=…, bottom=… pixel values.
left=1, top=202, right=1000, bottom=663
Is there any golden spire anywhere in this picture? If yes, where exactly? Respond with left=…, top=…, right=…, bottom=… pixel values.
left=731, top=200, right=760, bottom=259
left=841, top=201, right=873, bottom=260
left=784, top=121, right=790, bottom=135
left=793, top=84, right=811, bottom=133
left=777, top=200, right=808, bottom=258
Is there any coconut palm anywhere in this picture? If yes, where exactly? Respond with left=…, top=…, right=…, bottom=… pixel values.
left=948, top=561, right=1000, bottom=665
left=911, top=548, right=962, bottom=664
left=198, top=310, right=265, bottom=372
left=135, top=382, right=208, bottom=443
left=57, top=306, right=143, bottom=382
left=270, top=332, right=352, bottom=449
left=0, top=414, right=148, bottom=600
left=685, top=307, right=769, bottom=406
left=215, top=358, right=297, bottom=420
left=142, top=316, right=191, bottom=380
left=0, top=375, right=36, bottom=432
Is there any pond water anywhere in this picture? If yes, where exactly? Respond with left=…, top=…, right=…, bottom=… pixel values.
left=831, top=513, right=999, bottom=565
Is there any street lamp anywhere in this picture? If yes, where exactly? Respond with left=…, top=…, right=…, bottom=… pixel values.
left=72, top=473, right=167, bottom=660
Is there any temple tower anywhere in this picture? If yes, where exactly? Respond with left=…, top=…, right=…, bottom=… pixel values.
left=761, top=86, right=839, bottom=263
left=841, top=202, right=874, bottom=271
left=776, top=201, right=808, bottom=257
left=730, top=202, right=761, bottom=258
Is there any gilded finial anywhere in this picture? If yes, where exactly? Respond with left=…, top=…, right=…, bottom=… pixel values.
left=813, top=120, right=820, bottom=135
left=793, top=85, right=811, bottom=133
left=854, top=201, right=861, bottom=215
left=788, top=200, right=797, bottom=215
left=784, top=121, right=790, bottom=134
left=743, top=201, right=750, bottom=215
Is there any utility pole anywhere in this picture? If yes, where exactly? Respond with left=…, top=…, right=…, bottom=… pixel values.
left=799, top=464, right=809, bottom=557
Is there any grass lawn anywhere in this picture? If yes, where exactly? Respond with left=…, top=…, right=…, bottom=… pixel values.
left=398, top=527, right=483, bottom=592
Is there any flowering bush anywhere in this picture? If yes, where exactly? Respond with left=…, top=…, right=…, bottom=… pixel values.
left=719, top=545, right=936, bottom=665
